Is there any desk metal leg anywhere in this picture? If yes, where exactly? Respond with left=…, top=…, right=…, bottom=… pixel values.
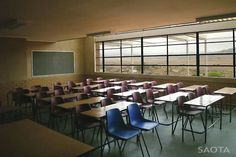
left=171, top=102, right=174, bottom=134
left=220, top=100, right=223, bottom=129
left=100, top=119, right=104, bottom=157
left=204, top=107, right=208, bottom=144
left=229, top=95, right=232, bottom=123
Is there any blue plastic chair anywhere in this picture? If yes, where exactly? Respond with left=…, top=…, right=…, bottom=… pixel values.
left=106, top=108, right=148, bottom=157
left=127, top=103, right=163, bottom=150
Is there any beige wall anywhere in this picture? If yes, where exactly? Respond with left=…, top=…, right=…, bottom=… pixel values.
left=0, top=37, right=85, bottom=105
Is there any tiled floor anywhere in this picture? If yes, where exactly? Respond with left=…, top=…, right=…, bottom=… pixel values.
left=2, top=103, right=236, bottom=157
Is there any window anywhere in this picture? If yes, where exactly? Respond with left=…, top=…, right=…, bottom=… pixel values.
left=143, top=36, right=167, bottom=75
left=95, top=42, right=103, bottom=72
left=95, top=28, right=236, bottom=78
left=104, top=41, right=121, bottom=73
left=122, top=39, right=142, bottom=74
left=168, top=34, right=197, bottom=76
left=199, top=30, right=234, bottom=78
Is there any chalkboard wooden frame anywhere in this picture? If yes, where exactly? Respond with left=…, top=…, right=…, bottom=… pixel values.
left=32, top=50, right=75, bottom=76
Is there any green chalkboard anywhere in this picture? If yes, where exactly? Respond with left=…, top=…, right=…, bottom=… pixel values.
left=32, top=51, right=74, bottom=76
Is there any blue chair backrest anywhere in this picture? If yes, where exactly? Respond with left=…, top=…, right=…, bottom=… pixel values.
left=106, top=108, right=125, bottom=132
left=127, top=103, right=143, bottom=124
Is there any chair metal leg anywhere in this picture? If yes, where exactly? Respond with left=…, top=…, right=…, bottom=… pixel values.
left=140, top=132, right=150, bottom=157
left=173, top=115, right=181, bottom=134
left=154, top=127, right=162, bottom=149
left=182, top=114, right=184, bottom=142
left=137, top=135, right=145, bottom=157
left=163, top=104, right=168, bottom=119
left=189, top=116, right=195, bottom=141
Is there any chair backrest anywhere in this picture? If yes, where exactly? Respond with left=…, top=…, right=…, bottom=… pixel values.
left=146, top=89, right=154, bottom=100
left=121, top=81, right=128, bottom=87
left=166, top=85, right=176, bottom=94
left=143, top=82, right=151, bottom=89
left=132, top=92, right=143, bottom=103
left=83, top=86, right=92, bottom=95
left=31, top=85, right=41, bottom=92
left=177, top=96, right=188, bottom=112
left=107, top=88, right=115, bottom=99
left=203, top=85, right=212, bottom=94
left=54, top=89, right=65, bottom=96
left=77, top=93, right=89, bottom=101
left=106, top=108, right=126, bottom=133
left=151, top=81, right=157, bottom=86
left=104, top=80, right=109, bottom=87
left=36, top=92, right=49, bottom=106
left=101, top=97, right=113, bottom=107
left=54, top=85, right=63, bottom=90
left=40, top=86, right=49, bottom=92
left=121, top=86, right=128, bottom=92
left=187, top=92, right=196, bottom=100
left=196, top=87, right=205, bottom=97
left=97, top=77, right=103, bottom=80
left=131, top=79, right=136, bottom=83
left=54, top=82, right=62, bottom=86
left=127, top=103, right=143, bottom=125
left=86, top=78, right=93, bottom=85
left=98, top=83, right=105, bottom=89
left=176, top=82, right=184, bottom=91
left=51, top=97, right=64, bottom=112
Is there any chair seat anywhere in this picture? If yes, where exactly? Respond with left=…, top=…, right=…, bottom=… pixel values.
left=180, top=109, right=203, bottom=116
left=109, top=126, right=140, bottom=140
left=77, top=121, right=100, bottom=129
left=153, top=100, right=165, bottom=105
left=131, top=119, right=159, bottom=131
left=140, top=104, right=152, bottom=109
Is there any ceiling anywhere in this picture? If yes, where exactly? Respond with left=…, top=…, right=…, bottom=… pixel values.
left=0, top=0, right=235, bottom=42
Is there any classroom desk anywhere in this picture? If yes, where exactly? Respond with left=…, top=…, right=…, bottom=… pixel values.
left=57, top=96, right=105, bottom=135
left=128, top=81, right=152, bottom=88
left=0, top=119, right=94, bottom=157
left=214, top=87, right=236, bottom=122
left=184, top=95, right=224, bottom=143
left=179, top=85, right=205, bottom=92
left=108, top=80, right=132, bottom=86
left=92, top=86, right=121, bottom=96
left=152, top=83, right=177, bottom=92
left=113, top=89, right=146, bottom=100
left=40, top=93, right=81, bottom=103
left=155, top=91, right=189, bottom=134
left=72, top=84, right=99, bottom=91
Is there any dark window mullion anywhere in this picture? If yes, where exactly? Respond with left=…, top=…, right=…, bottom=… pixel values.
left=167, top=35, right=169, bottom=75
left=196, top=32, right=200, bottom=76
left=233, top=29, right=235, bottom=78
left=102, top=42, right=105, bottom=72
left=141, top=37, right=144, bottom=74
left=120, top=40, right=122, bottom=73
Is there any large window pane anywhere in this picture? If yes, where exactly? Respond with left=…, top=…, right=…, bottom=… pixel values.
left=105, top=66, right=121, bottom=73
left=144, top=66, right=167, bottom=75
left=169, top=56, right=196, bottom=66
left=199, top=31, right=233, bottom=43
left=122, top=66, right=141, bottom=74
left=122, top=57, right=141, bottom=65
left=144, top=56, right=166, bottom=65
left=96, top=66, right=103, bottom=72
left=169, top=66, right=196, bottom=76
left=200, top=55, right=233, bottom=65
left=104, top=58, right=120, bottom=65
left=200, top=66, right=233, bottom=78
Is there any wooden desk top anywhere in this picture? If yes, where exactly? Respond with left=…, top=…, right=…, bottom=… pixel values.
left=40, top=93, right=80, bottom=102
left=152, top=83, right=176, bottom=89
left=184, top=95, right=224, bottom=107
left=109, top=80, right=132, bottom=86
left=0, top=119, right=94, bottom=157
left=82, top=101, right=137, bottom=118
left=155, top=92, right=189, bottom=102
left=113, top=89, right=146, bottom=98
left=128, top=81, right=152, bottom=87
left=179, top=85, right=204, bottom=91
left=214, top=87, right=236, bottom=95
left=92, top=86, right=121, bottom=93
left=57, top=97, right=105, bottom=110
left=72, top=84, right=99, bottom=90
